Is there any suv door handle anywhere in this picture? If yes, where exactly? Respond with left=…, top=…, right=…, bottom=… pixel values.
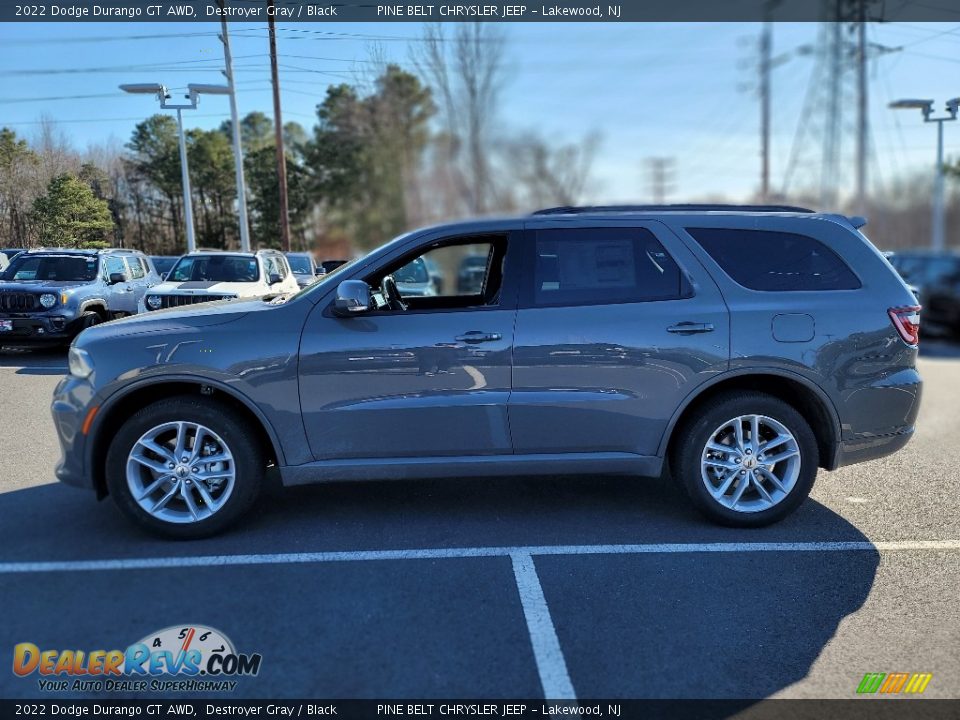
left=455, top=331, right=502, bottom=344
left=667, top=322, right=715, bottom=335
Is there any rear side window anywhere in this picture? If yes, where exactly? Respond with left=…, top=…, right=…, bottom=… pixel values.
left=127, top=257, right=145, bottom=280
left=687, top=227, right=860, bottom=291
left=533, top=227, right=691, bottom=306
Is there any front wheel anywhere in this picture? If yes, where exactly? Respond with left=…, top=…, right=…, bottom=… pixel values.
left=671, top=392, right=819, bottom=527
left=106, top=396, right=264, bottom=539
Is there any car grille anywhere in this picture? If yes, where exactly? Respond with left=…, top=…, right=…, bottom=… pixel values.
left=147, top=294, right=236, bottom=310
left=0, top=292, right=38, bottom=311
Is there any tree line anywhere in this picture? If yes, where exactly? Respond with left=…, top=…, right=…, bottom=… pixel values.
left=0, top=26, right=599, bottom=256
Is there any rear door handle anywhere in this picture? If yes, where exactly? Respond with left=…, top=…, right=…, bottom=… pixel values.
left=455, top=331, right=502, bottom=344
left=667, top=322, right=715, bottom=335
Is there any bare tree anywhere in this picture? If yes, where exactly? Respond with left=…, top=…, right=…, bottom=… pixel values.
left=502, top=132, right=601, bottom=210
left=414, top=23, right=505, bottom=215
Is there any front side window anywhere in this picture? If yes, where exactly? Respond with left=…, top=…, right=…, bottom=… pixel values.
left=2, top=255, right=98, bottom=282
left=168, top=255, right=260, bottom=283
left=687, top=227, right=861, bottom=292
left=104, top=256, right=127, bottom=280
left=366, top=236, right=508, bottom=311
left=533, top=227, right=690, bottom=306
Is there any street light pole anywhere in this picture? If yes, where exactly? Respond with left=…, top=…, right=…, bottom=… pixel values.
left=121, top=82, right=236, bottom=255
left=890, top=98, right=959, bottom=252
left=174, top=107, right=196, bottom=253
left=218, top=2, right=251, bottom=252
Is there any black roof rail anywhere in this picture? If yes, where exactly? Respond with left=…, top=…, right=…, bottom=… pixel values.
left=532, top=204, right=817, bottom=215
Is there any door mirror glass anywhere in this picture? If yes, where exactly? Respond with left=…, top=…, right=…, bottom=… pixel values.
left=268, top=272, right=283, bottom=285
left=334, top=280, right=371, bottom=315
left=108, top=272, right=127, bottom=285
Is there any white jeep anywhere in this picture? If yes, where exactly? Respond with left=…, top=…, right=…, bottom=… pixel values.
left=142, top=250, right=300, bottom=312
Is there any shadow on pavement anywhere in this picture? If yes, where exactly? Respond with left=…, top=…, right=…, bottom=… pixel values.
left=0, top=476, right=879, bottom=703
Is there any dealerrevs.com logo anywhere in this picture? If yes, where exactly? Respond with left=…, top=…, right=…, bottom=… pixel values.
left=12, top=625, right=262, bottom=693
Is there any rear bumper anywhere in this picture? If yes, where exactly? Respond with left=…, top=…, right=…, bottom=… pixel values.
left=832, top=368, right=922, bottom=468
left=834, top=427, right=914, bottom=468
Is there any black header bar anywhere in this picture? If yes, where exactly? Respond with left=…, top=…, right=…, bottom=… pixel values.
left=3, top=0, right=960, bottom=23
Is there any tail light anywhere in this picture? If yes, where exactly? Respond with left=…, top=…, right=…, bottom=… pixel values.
left=888, top=305, right=921, bottom=346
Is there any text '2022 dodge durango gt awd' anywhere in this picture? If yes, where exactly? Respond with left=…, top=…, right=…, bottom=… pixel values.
left=52, top=206, right=922, bottom=538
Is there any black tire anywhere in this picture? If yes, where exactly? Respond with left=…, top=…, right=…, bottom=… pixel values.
left=106, top=396, right=264, bottom=539
left=670, top=392, right=818, bottom=528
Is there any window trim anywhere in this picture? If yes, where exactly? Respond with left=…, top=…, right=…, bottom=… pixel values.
left=324, top=231, right=520, bottom=318
left=684, top=226, right=863, bottom=293
left=518, top=226, right=696, bottom=310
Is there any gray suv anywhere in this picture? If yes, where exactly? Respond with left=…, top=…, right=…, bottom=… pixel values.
left=1, top=248, right=159, bottom=347
left=51, top=206, right=922, bottom=538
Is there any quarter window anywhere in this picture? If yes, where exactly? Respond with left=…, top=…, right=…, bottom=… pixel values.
left=687, top=227, right=861, bottom=291
left=533, top=228, right=690, bottom=306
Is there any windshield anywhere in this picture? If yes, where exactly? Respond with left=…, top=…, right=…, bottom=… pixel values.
left=151, top=257, right=178, bottom=276
left=168, top=254, right=260, bottom=283
left=1, top=254, right=99, bottom=282
left=394, top=257, right=429, bottom=284
left=287, top=255, right=313, bottom=274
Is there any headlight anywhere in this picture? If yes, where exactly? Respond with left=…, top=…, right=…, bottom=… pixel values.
left=39, top=293, right=57, bottom=308
left=68, top=346, right=94, bottom=379
left=146, top=295, right=162, bottom=310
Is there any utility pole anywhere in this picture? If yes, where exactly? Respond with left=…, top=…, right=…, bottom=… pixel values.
left=645, top=157, right=675, bottom=204
left=218, top=0, right=251, bottom=252
left=268, top=0, right=291, bottom=253
left=854, top=3, right=869, bottom=216
left=759, top=19, right=772, bottom=202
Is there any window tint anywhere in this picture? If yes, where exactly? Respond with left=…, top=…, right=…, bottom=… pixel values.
left=533, top=228, right=690, bottom=306
left=687, top=227, right=860, bottom=291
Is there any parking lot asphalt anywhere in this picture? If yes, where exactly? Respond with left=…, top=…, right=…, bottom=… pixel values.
left=0, top=344, right=958, bottom=701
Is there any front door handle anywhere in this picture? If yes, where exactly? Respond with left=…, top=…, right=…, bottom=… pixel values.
left=455, top=331, right=502, bottom=344
left=667, top=322, right=715, bottom=335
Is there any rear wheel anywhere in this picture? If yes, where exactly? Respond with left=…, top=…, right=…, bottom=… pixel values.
left=106, top=396, right=264, bottom=539
left=671, top=392, right=818, bottom=527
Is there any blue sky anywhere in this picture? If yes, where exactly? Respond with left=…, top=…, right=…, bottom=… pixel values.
left=2, top=21, right=960, bottom=206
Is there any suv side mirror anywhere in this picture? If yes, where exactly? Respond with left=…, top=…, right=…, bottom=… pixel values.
left=334, top=280, right=371, bottom=315
left=108, top=272, right=127, bottom=285
left=268, top=272, right=283, bottom=285
left=315, top=267, right=325, bottom=276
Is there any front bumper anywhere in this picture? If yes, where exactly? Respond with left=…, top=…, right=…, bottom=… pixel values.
left=0, top=313, right=82, bottom=344
left=51, top=374, right=98, bottom=492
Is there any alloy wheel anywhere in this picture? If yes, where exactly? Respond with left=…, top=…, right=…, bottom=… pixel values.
left=700, top=414, right=801, bottom=513
left=125, top=421, right=236, bottom=524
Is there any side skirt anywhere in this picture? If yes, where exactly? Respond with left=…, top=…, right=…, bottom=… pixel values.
left=279, top=452, right=664, bottom=486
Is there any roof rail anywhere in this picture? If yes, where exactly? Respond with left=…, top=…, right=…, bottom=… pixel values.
left=532, top=204, right=816, bottom=215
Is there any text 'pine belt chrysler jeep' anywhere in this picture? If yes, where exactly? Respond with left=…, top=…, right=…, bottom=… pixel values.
left=52, top=205, right=922, bottom=538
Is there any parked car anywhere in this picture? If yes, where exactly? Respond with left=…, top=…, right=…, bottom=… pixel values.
left=0, top=248, right=24, bottom=272
left=392, top=256, right=436, bottom=297
left=457, top=254, right=487, bottom=294
left=885, top=250, right=960, bottom=295
left=0, top=248, right=159, bottom=347
left=320, top=259, right=349, bottom=274
left=53, top=204, right=921, bottom=538
left=141, top=250, right=300, bottom=311
left=886, top=250, right=960, bottom=335
left=150, top=255, right=180, bottom=281
left=285, top=252, right=321, bottom=289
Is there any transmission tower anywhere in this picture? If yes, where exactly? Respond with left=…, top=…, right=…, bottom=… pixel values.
left=781, top=0, right=894, bottom=211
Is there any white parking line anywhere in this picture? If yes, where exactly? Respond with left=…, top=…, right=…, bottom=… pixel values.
left=0, top=539, right=958, bottom=574
left=511, top=553, right=577, bottom=701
